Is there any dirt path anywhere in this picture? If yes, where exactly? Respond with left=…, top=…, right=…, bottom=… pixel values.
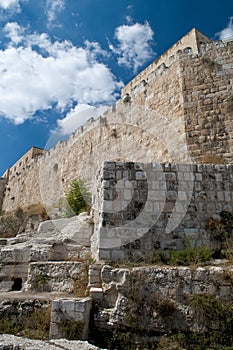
left=0, top=291, right=73, bottom=301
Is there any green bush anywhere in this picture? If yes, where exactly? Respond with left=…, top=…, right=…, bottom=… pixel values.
left=205, top=211, right=233, bottom=242
left=0, top=307, right=51, bottom=340
left=60, top=320, right=84, bottom=340
left=65, top=178, right=91, bottom=216
left=170, top=246, right=213, bottom=266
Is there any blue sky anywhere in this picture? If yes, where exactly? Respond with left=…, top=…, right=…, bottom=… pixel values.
left=0, top=0, right=232, bottom=175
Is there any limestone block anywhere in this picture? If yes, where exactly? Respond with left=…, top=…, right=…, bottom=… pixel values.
left=24, top=261, right=86, bottom=293
left=37, top=213, right=93, bottom=247
left=50, top=297, right=92, bottom=340
left=90, top=287, right=103, bottom=301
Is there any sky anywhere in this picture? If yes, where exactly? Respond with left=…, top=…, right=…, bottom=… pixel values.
left=0, top=0, right=232, bottom=175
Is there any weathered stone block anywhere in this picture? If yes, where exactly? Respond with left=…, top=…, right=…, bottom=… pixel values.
left=50, top=297, right=92, bottom=341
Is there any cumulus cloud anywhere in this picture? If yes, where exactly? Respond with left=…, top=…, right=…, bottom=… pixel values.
left=0, top=22, right=122, bottom=125
left=3, top=22, right=24, bottom=44
left=0, top=0, right=23, bottom=15
left=0, top=0, right=21, bottom=12
left=218, top=17, right=233, bottom=41
left=56, top=104, right=108, bottom=135
left=46, top=0, right=65, bottom=26
left=109, top=21, right=155, bottom=72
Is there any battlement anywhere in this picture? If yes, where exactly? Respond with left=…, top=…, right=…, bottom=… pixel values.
left=122, top=28, right=211, bottom=97
left=3, top=147, right=46, bottom=180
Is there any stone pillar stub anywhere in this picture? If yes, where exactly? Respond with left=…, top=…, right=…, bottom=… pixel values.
left=50, top=297, right=92, bottom=341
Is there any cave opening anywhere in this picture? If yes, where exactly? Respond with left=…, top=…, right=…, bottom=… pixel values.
left=11, top=277, right=22, bottom=291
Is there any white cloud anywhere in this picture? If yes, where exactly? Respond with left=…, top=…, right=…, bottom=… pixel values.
left=46, top=0, right=65, bottom=26
left=56, top=104, right=108, bottom=135
left=109, top=21, right=155, bottom=72
left=218, top=17, right=233, bottom=41
left=125, top=15, right=133, bottom=24
left=3, top=22, right=24, bottom=44
left=0, top=22, right=123, bottom=125
left=0, top=0, right=21, bottom=12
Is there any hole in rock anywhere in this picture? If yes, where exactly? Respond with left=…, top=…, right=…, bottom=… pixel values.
left=11, top=278, right=22, bottom=291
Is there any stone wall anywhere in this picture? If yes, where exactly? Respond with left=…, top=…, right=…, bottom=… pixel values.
left=0, top=213, right=92, bottom=292
left=121, top=28, right=211, bottom=96
left=182, top=40, right=233, bottom=163
left=91, top=264, right=233, bottom=346
left=24, top=262, right=88, bottom=293
left=0, top=32, right=233, bottom=215
left=50, top=297, right=92, bottom=340
left=0, top=178, right=7, bottom=210
left=93, top=161, right=233, bottom=261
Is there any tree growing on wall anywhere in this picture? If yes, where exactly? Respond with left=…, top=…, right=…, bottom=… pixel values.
left=66, top=178, right=91, bottom=216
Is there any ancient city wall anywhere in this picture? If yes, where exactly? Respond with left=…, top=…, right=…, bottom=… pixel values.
left=182, top=40, right=233, bottom=163
left=1, top=33, right=233, bottom=215
left=0, top=50, right=196, bottom=214
left=121, top=28, right=211, bottom=96
left=93, top=161, right=233, bottom=261
left=0, top=178, right=7, bottom=211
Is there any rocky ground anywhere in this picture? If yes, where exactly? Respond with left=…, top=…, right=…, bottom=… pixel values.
left=0, top=334, right=105, bottom=349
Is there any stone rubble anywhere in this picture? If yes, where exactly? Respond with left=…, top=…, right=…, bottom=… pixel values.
left=0, top=335, right=105, bottom=350
left=0, top=213, right=93, bottom=292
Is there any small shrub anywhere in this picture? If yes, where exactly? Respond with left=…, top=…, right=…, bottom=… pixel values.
left=33, top=274, right=49, bottom=292
left=21, top=307, right=51, bottom=339
left=170, top=246, right=213, bottom=266
left=158, top=332, right=233, bottom=350
left=0, top=306, right=51, bottom=340
left=0, top=319, right=21, bottom=335
left=206, top=211, right=233, bottom=260
left=206, top=211, right=233, bottom=242
left=60, top=319, right=84, bottom=340
left=221, top=238, right=233, bottom=260
left=107, top=330, right=133, bottom=350
left=65, top=178, right=91, bottom=216
left=157, top=335, right=183, bottom=350
left=190, top=293, right=233, bottom=334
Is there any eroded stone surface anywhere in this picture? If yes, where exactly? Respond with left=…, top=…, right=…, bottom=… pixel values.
left=0, top=213, right=92, bottom=292
left=0, top=335, right=105, bottom=349
left=92, top=264, right=233, bottom=334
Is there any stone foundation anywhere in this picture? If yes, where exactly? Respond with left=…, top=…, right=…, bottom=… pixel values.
left=93, top=162, right=233, bottom=261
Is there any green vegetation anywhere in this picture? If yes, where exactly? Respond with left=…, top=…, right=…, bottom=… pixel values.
left=157, top=294, right=233, bottom=350
left=0, top=306, right=51, bottom=340
left=65, top=178, right=91, bottom=216
left=60, top=320, right=84, bottom=340
left=0, top=206, right=49, bottom=238
left=157, top=333, right=233, bottom=350
left=107, top=330, right=133, bottom=350
left=169, top=245, right=213, bottom=266
left=205, top=211, right=233, bottom=259
left=34, top=274, right=49, bottom=292
left=0, top=208, right=25, bottom=238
